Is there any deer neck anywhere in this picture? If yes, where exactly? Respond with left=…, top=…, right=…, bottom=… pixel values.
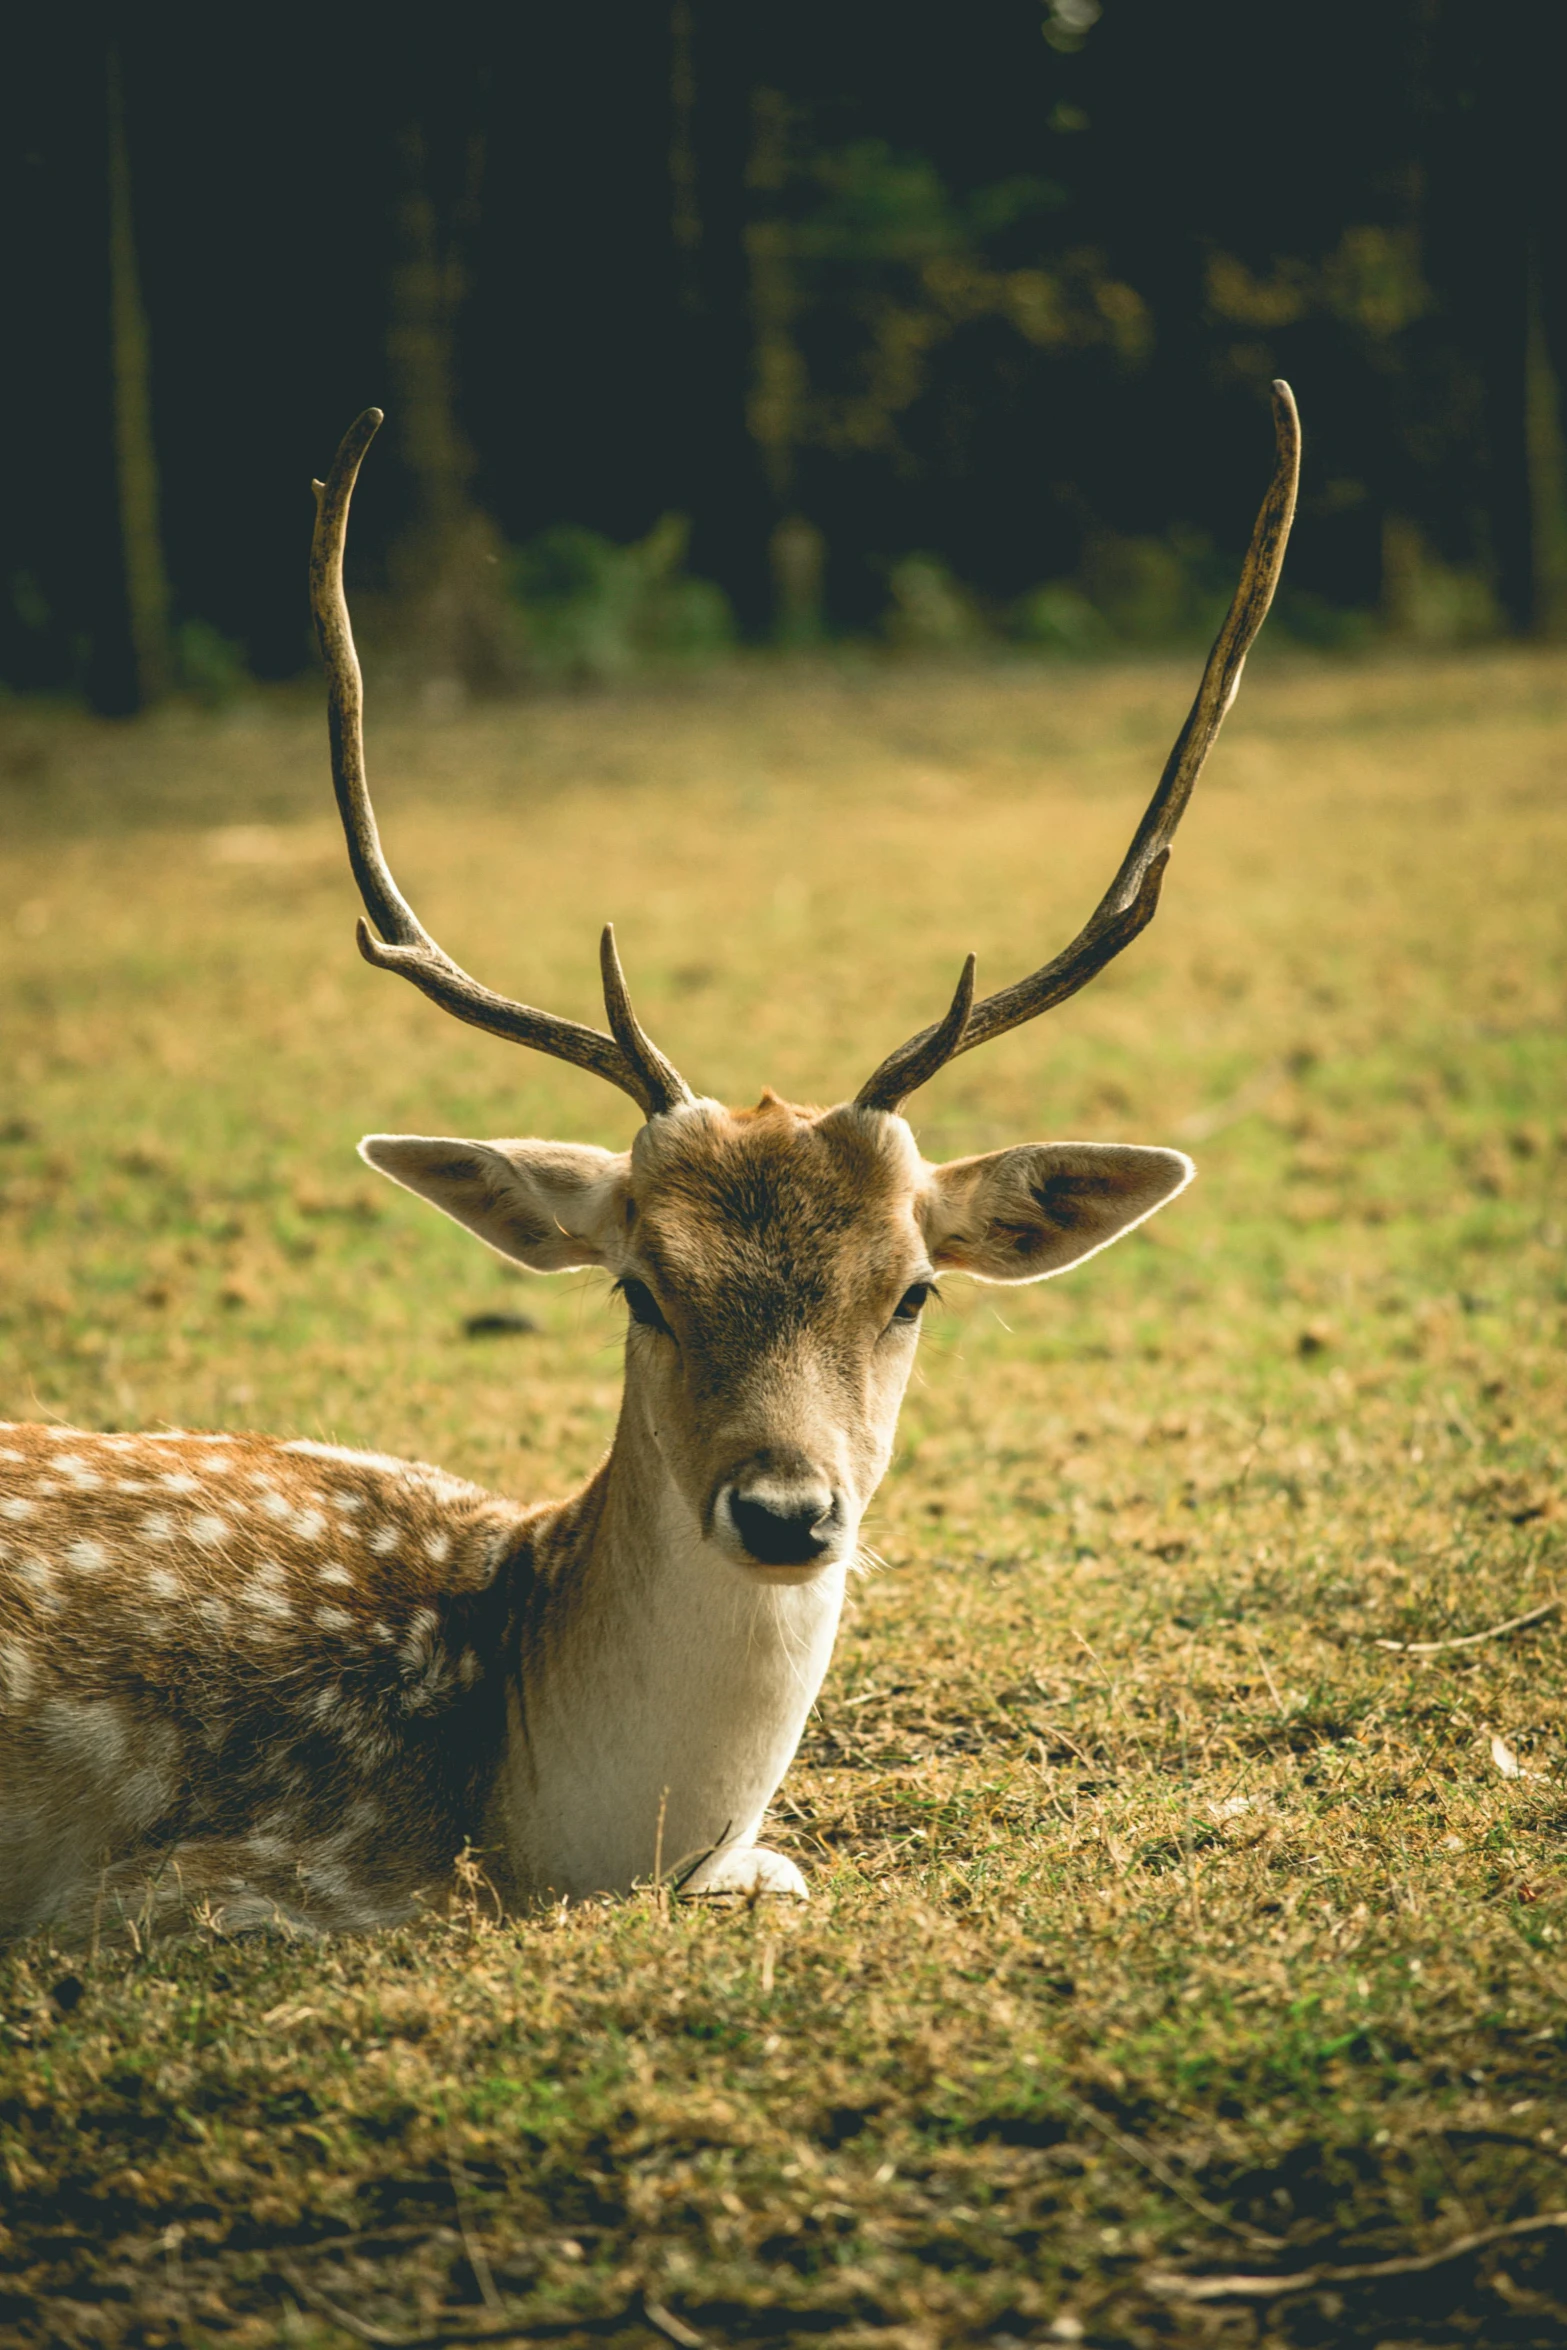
left=489, top=1384, right=848, bottom=1905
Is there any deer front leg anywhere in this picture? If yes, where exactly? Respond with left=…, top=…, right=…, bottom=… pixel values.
left=680, top=1843, right=810, bottom=1900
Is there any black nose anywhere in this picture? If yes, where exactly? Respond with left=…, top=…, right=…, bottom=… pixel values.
left=729, top=1491, right=834, bottom=1568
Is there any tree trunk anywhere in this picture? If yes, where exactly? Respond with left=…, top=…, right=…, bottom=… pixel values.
left=386, top=124, right=520, bottom=706
left=669, top=0, right=703, bottom=318
left=107, top=47, right=172, bottom=710
left=744, top=88, right=823, bottom=639
left=1525, top=251, right=1567, bottom=639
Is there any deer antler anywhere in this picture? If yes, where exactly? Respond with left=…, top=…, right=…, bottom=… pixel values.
left=308, top=409, right=693, bottom=1119
left=855, top=380, right=1302, bottom=1114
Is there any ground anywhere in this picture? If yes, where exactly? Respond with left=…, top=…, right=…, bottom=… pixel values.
left=1, top=645, right=1565, bottom=2346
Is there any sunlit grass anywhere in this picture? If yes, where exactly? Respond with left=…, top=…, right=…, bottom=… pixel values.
left=2, top=646, right=1566, bottom=2344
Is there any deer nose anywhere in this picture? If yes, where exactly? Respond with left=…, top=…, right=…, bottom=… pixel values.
left=720, top=1472, right=839, bottom=1568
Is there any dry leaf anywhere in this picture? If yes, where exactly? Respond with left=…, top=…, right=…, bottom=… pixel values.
left=1491, top=1735, right=1522, bottom=1780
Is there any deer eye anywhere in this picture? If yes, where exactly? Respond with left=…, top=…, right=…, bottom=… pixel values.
left=891, top=1281, right=935, bottom=1325
left=618, top=1277, right=672, bottom=1337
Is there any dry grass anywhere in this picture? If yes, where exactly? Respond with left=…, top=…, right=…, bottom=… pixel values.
left=2, top=646, right=1565, bottom=2347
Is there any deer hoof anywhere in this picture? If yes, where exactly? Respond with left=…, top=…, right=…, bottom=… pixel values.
left=684, top=1845, right=809, bottom=1901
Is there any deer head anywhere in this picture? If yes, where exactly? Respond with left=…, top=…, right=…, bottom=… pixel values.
left=310, top=391, right=1299, bottom=1584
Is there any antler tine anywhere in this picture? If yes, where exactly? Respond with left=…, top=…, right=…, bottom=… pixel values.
left=855, top=954, right=977, bottom=1114
left=599, top=924, right=696, bottom=1114
left=856, top=380, right=1301, bottom=1115
left=308, top=410, right=692, bottom=1119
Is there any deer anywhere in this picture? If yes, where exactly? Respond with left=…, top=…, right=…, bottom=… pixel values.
left=0, top=387, right=1299, bottom=1944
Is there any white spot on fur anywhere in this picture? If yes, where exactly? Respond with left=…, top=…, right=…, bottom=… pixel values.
left=160, top=1472, right=200, bottom=1494
left=41, top=1697, right=128, bottom=1771
left=56, top=1456, right=104, bottom=1490
left=198, top=1453, right=233, bottom=1473
left=258, top=1487, right=293, bottom=1519
left=317, top=1563, right=355, bottom=1589
left=292, top=1508, right=327, bottom=1543
left=331, top=1490, right=365, bottom=1515
left=0, top=1641, right=35, bottom=1702
left=368, top=1525, right=399, bottom=1557
left=244, top=1564, right=294, bottom=1623
left=190, top=1513, right=230, bottom=1547
left=0, top=1497, right=35, bottom=1520
left=145, top=1567, right=181, bottom=1600
left=114, top=1477, right=149, bottom=1494
left=13, top=1555, right=55, bottom=1598
left=314, top=1605, right=353, bottom=1633
left=66, top=1537, right=109, bottom=1572
left=196, top=1596, right=231, bottom=1633
left=423, top=1531, right=451, bottom=1565
left=371, top=1620, right=394, bottom=1643
left=141, top=1513, right=175, bottom=1543
left=0, top=1447, right=25, bottom=1463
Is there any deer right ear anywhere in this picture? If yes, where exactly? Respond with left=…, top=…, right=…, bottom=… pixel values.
left=358, top=1136, right=630, bottom=1272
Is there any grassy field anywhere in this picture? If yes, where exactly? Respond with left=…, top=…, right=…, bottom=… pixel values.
left=2, top=645, right=1565, bottom=2347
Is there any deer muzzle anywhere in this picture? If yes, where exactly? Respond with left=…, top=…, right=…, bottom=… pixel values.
left=711, top=1453, right=849, bottom=1580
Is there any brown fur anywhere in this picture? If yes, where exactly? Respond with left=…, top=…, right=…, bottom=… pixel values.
left=0, top=1098, right=1190, bottom=1939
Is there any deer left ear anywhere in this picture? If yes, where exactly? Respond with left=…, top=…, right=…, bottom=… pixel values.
left=920, top=1142, right=1194, bottom=1283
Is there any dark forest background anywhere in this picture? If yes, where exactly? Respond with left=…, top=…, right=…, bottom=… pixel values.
left=3, top=1, right=1566, bottom=712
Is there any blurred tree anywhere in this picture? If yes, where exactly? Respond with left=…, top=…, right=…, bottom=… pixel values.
left=106, top=47, right=172, bottom=709
left=669, top=0, right=703, bottom=319
left=741, top=92, right=1150, bottom=632
left=744, top=88, right=824, bottom=639
left=1525, top=266, right=1567, bottom=640
left=4, top=2, right=1566, bottom=680
left=385, top=118, right=521, bottom=704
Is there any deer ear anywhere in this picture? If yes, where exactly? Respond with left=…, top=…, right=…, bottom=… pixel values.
left=921, top=1142, right=1193, bottom=1283
left=358, top=1136, right=630, bottom=1272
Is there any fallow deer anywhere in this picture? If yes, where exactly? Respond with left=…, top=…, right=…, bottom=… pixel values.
left=0, top=388, right=1299, bottom=1942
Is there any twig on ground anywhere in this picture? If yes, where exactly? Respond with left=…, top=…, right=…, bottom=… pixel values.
left=1057, top=2089, right=1283, bottom=2252
left=278, top=2265, right=416, bottom=2347
left=1242, top=1625, right=1287, bottom=1716
left=278, top=2259, right=617, bottom=2349
left=1146, top=2208, right=1567, bottom=2302
left=445, top=2124, right=505, bottom=2316
left=642, top=2298, right=710, bottom=2349
left=1375, top=1597, right=1560, bottom=1657
left=278, top=2221, right=461, bottom=2257
left=1028, top=1716, right=1101, bottom=1774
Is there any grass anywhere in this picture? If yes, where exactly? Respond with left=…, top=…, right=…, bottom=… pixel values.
left=1, top=644, right=1566, bottom=2347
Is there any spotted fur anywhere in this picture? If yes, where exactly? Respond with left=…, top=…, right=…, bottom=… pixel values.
left=0, top=1424, right=531, bottom=1939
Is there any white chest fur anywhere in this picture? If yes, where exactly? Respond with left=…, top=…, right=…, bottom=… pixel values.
left=494, top=1486, right=846, bottom=1902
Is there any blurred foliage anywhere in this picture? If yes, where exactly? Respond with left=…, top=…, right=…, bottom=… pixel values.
left=750, top=129, right=1149, bottom=481
left=4, top=6, right=1565, bottom=696
left=881, top=552, right=986, bottom=650
left=1207, top=226, right=1433, bottom=342
left=506, top=512, right=735, bottom=683
left=173, top=617, right=250, bottom=709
